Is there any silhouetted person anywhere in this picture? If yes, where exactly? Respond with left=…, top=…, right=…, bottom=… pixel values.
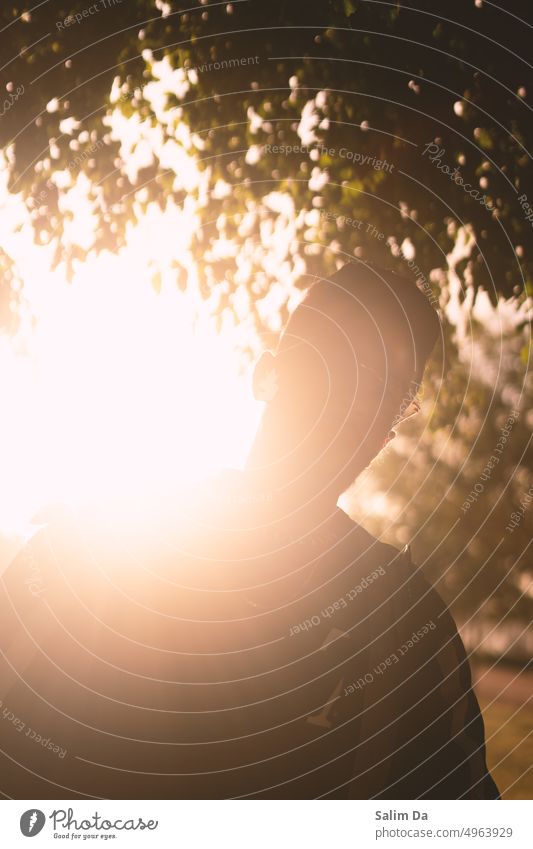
left=0, top=262, right=499, bottom=799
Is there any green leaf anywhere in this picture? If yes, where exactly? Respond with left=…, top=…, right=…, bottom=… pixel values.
left=343, top=0, right=357, bottom=17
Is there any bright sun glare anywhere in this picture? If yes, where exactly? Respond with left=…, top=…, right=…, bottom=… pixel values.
left=0, top=250, right=261, bottom=537
left=0, top=55, right=301, bottom=541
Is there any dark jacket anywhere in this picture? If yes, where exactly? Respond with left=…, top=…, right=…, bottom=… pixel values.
left=0, top=474, right=498, bottom=799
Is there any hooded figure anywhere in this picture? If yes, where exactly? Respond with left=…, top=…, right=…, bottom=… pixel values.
left=0, top=262, right=499, bottom=799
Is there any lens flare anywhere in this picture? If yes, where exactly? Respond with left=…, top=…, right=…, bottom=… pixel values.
left=0, top=250, right=260, bottom=536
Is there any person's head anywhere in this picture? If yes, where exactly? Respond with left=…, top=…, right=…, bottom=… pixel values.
left=248, top=261, right=440, bottom=509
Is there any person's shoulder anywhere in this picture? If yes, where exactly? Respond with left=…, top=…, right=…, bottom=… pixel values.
left=337, top=511, right=412, bottom=575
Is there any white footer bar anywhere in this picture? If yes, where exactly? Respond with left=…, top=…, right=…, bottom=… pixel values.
left=0, top=799, right=529, bottom=848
